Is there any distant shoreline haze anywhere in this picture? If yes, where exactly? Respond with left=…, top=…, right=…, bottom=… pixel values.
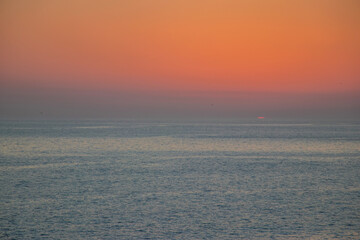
left=0, top=87, right=359, bottom=121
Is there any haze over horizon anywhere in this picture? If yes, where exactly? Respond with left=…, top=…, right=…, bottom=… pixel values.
left=1, top=0, right=359, bottom=120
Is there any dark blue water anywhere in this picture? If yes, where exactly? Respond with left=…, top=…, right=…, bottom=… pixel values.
left=1, top=120, right=359, bottom=239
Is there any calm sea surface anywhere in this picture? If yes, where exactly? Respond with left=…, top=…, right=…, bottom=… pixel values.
left=0, top=120, right=359, bottom=239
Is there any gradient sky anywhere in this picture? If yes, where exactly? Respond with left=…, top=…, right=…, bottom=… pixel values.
left=1, top=0, right=359, bottom=120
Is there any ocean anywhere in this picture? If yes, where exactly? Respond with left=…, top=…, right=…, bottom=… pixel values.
left=0, top=120, right=359, bottom=239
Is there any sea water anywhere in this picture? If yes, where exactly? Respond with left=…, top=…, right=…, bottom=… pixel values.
left=0, top=120, right=359, bottom=239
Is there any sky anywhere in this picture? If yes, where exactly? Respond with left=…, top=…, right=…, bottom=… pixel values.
left=0, top=0, right=359, bottom=120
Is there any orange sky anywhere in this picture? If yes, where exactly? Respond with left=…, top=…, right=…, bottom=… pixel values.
left=0, top=0, right=359, bottom=120
left=1, top=0, right=359, bottom=93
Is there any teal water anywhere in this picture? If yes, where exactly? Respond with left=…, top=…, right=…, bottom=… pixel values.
left=1, top=120, right=359, bottom=239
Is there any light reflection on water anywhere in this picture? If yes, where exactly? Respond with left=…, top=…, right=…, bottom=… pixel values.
left=2, top=136, right=358, bottom=158
left=0, top=121, right=359, bottom=239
